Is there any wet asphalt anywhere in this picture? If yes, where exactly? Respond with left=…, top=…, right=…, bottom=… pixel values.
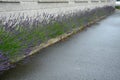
left=0, top=10, right=120, bottom=80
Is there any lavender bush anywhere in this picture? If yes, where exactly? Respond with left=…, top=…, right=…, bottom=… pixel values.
left=0, top=52, right=11, bottom=74
left=0, top=6, right=115, bottom=72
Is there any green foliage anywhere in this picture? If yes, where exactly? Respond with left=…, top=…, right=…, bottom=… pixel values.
left=116, top=6, right=120, bottom=9
left=46, top=22, right=65, bottom=38
left=0, top=28, right=21, bottom=58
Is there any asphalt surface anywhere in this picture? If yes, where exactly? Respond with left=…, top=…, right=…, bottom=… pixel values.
left=1, top=10, right=120, bottom=80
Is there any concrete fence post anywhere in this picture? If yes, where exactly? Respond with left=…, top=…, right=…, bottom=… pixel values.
left=68, top=0, right=75, bottom=4
left=88, top=0, right=91, bottom=4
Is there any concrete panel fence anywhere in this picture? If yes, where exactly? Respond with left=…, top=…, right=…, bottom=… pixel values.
left=0, top=0, right=115, bottom=20
left=0, top=0, right=115, bottom=11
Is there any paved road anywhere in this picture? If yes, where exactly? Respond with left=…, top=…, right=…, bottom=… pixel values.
left=1, top=10, right=120, bottom=80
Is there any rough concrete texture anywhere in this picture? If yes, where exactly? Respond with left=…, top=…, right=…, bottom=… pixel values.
left=0, top=0, right=115, bottom=18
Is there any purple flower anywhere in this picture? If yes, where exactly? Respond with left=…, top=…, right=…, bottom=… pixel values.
left=0, top=52, right=11, bottom=72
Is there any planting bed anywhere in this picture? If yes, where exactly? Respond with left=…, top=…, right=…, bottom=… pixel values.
left=0, top=6, right=115, bottom=73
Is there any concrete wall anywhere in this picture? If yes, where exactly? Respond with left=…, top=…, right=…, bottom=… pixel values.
left=0, top=0, right=115, bottom=18
left=0, top=0, right=114, bottom=3
left=0, top=0, right=115, bottom=11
